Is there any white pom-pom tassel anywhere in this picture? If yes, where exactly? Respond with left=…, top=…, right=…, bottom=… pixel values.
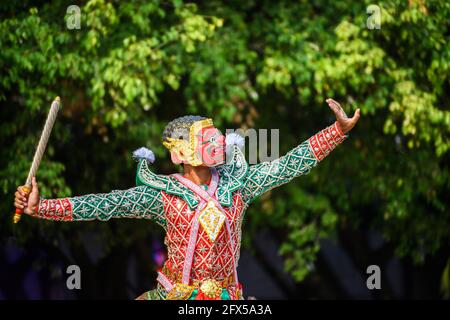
left=133, top=147, right=155, bottom=164
left=225, top=133, right=245, bottom=159
left=226, top=133, right=245, bottom=149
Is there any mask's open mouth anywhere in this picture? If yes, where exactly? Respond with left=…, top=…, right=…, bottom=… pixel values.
left=212, top=147, right=224, bottom=157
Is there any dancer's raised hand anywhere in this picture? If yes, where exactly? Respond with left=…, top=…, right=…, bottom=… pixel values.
left=326, top=98, right=360, bottom=134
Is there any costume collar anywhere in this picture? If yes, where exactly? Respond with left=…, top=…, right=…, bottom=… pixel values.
left=172, top=168, right=219, bottom=200
left=135, top=145, right=248, bottom=209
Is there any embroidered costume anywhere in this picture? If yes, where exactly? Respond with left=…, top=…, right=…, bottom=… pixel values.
left=30, top=117, right=347, bottom=300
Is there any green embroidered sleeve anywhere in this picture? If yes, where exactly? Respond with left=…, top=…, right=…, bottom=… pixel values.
left=241, top=140, right=318, bottom=205
left=35, top=185, right=166, bottom=228
left=241, top=122, right=347, bottom=204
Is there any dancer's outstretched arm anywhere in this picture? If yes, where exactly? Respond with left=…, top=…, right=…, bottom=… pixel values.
left=14, top=178, right=166, bottom=226
left=241, top=99, right=360, bottom=204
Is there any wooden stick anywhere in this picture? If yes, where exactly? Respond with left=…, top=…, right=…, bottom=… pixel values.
left=13, top=97, right=61, bottom=223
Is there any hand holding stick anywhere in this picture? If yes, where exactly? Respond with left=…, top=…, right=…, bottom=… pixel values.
left=13, top=97, right=61, bottom=223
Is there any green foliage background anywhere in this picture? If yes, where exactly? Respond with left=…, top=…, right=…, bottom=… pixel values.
left=0, top=0, right=449, bottom=298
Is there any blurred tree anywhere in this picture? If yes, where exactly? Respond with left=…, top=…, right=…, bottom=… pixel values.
left=0, top=0, right=448, bottom=298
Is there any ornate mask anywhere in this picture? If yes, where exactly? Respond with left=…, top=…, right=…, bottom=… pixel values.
left=163, top=118, right=225, bottom=167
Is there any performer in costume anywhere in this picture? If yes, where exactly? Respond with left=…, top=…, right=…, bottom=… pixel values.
left=14, top=99, right=360, bottom=300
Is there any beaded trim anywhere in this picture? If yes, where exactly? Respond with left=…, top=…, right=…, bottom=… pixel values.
left=308, top=121, right=346, bottom=161
left=36, top=198, right=73, bottom=221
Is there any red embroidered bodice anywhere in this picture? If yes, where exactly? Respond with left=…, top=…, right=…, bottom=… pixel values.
left=162, top=190, right=244, bottom=282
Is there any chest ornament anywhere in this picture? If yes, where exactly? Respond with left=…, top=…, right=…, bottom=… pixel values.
left=198, top=200, right=226, bottom=242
